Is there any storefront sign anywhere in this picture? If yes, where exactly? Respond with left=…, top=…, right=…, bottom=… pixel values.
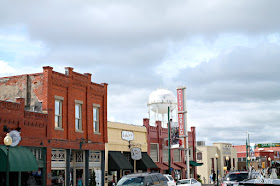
left=9, top=130, right=21, bottom=147
left=258, top=143, right=280, bottom=148
left=131, top=147, right=142, bottom=160
left=122, top=131, right=134, bottom=141
left=177, top=89, right=185, bottom=136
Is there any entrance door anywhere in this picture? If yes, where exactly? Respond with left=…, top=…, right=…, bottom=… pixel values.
left=76, top=169, right=84, bottom=186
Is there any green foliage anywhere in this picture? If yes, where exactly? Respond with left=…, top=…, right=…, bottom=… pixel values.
left=197, top=174, right=202, bottom=183
left=90, top=169, right=97, bottom=186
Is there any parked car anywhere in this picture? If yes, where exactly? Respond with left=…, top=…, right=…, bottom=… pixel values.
left=176, top=179, right=201, bottom=186
left=164, top=174, right=176, bottom=186
left=222, top=171, right=249, bottom=186
left=117, top=172, right=168, bottom=186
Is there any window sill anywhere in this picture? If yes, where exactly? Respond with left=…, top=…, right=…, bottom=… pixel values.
left=54, top=127, right=64, bottom=131
left=94, top=132, right=101, bottom=135
left=75, top=130, right=84, bottom=133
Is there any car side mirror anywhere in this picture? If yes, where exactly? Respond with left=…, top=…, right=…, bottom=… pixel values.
left=146, top=182, right=152, bottom=186
left=227, top=178, right=230, bottom=181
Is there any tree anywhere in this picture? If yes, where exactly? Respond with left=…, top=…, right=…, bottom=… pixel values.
left=90, top=169, right=97, bottom=186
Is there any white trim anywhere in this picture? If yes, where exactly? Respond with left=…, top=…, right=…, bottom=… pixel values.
left=75, top=100, right=83, bottom=104
left=55, top=95, right=64, bottom=100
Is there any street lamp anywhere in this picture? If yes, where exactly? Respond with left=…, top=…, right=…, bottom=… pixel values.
left=4, top=133, right=12, bottom=186
left=226, top=156, right=229, bottom=171
left=268, top=157, right=271, bottom=167
left=215, top=153, right=219, bottom=186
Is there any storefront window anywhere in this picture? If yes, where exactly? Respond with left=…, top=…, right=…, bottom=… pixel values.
left=51, top=169, right=65, bottom=186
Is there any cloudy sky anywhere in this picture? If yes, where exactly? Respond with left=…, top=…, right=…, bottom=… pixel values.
left=1, top=0, right=280, bottom=145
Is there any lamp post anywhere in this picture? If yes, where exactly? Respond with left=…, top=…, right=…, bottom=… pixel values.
left=268, top=157, right=271, bottom=167
left=168, top=106, right=171, bottom=175
left=4, top=133, right=12, bottom=186
left=226, top=156, right=229, bottom=171
left=215, top=153, right=219, bottom=186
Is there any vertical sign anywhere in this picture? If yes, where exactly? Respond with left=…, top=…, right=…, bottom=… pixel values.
left=177, top=86, right=189, bottom=179
left=177, top=89, right=185, bottom=136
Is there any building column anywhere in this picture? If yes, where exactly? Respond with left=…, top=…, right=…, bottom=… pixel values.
left=66, top=149, right=71, bottom=186
left=104, top=144, right=108, bottom=186
left=85, top=150, right=89, bottom=186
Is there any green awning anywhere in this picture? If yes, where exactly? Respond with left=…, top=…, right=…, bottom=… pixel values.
left=189, top=161, right=203, bottom=166
left=0, top=146, right=38, bottom=172
left=108, top=151, right=133, bottom=171
left=136, top=152, right=158, bottom=170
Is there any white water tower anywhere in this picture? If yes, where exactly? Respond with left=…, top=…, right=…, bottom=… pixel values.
left=147, top=88, right=177, bottom=127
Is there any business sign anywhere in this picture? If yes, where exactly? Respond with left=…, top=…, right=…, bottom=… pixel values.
left=131, top=147, right=142, bottom=160
left=177, top=88, right=185, bottom=136
left=258, top=143, right=280, bottom=148
left=170, top=122, right=185, bottom=148
left=122, top=131, right=134, bottom=141
left=9, top=130, right=21, bottom=147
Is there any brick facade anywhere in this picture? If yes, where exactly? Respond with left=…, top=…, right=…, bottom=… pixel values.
left=0, top=66, right=108, bottom=185
left=143, top=118, right=197, bottom=179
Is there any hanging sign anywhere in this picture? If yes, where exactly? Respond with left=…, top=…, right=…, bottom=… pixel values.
left=122, top=131, right=134, bottom=141
left=131, top=147, right=142, bottom=160
left=9, top=130, right=21, bottom=147
left=177, top=89, right=185, bottom=136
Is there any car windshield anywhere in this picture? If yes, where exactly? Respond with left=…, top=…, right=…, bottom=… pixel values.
left=117, top=177, right=144, bottom=186
left=177, top=180, right=191, bottom=185
left=227, top=173, right=248, bottom=181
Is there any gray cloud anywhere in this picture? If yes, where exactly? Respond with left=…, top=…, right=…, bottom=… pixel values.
left=1, top=0, right=280, bottom=146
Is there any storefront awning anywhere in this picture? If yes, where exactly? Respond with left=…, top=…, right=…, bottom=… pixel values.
left=155, top=162, right=169, bottom=170
left=136, top=152, right=158, bottom=170
left=108, top=151, right=133, bottom=171
left=0, top=146, right=38, bottom=172
left=189, top=161, right=203, bottom=166
left=174, top=162, right=187, bottom=169
left=163, top=162, right=181, bottom=170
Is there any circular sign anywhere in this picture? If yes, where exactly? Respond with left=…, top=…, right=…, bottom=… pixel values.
left=9, top=130, right=21, bottom=147
left=131, top=147, right=142, bottom=160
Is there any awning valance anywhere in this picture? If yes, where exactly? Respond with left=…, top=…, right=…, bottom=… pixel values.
left=136, top=152, right=158, bottom=170
left=189, top=161, right=203, bottom=166
left=163, top=162, right=181, bottom=170
left=0, top=146, right=38, bottom=172
left=155, top=162, right=169, bottom=170
left=174, top=162, right=187, bottom=169
left=108, top=151, right=133, bottom=171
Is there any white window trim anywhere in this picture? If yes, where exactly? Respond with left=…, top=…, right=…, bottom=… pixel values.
left=54, top=96, right=64, bottom=130
left=93, top=104, right=100, bottom=134
left=75, top=100, right=83, bottom=132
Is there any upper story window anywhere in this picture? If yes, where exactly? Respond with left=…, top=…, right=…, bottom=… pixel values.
left=75, top=100, right=83, bottom=132
left=173, top=149, right=181, bottom=162
left=93, top=104, right=100, bottom=133
left=54, top=96, right=64, bottom=129
left=150, top=143, right=159, bottom=162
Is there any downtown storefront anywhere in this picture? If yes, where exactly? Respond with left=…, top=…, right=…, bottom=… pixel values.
left=106, top=122, right=158, bottom=185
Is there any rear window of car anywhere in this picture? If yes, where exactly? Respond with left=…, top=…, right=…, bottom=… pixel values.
left=151, top=175, right=160, bottom=183
left=117, top=176, right=144, bottom=185
left=157, top=174, right=167, bottom=182
left=177, top=180, right=191, bottom=185
left=227, top=173, right=248, bottom=181
left=145, top=176, right=153, bottom=185
left=168, top=176, right=174, bottom=181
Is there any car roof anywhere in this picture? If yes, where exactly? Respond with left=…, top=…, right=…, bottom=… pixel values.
left=123, top=173, right=162, bottom=178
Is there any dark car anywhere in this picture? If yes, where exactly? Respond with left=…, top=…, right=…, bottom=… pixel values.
left=117, top=172, right=168, bottom=186
left=222, top=171, right=249, bottom=186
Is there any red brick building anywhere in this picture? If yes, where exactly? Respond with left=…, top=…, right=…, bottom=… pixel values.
left=233, top=144, right=280, bottom=171
left=0, top=66, right=108, bottom=185
left=143, top=119, right=198, bottom=180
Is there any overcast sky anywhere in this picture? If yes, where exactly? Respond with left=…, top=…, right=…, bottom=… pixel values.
left=1, top=0, right=280, bottom=145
